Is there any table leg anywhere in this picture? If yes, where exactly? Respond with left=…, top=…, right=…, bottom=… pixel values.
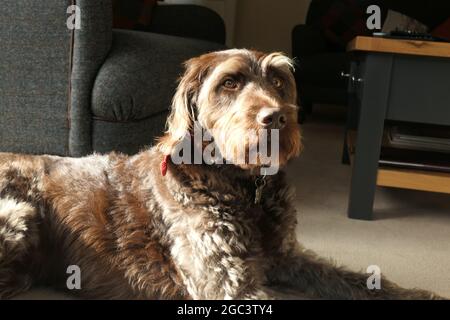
left=348, top=54, right=393, bottom=220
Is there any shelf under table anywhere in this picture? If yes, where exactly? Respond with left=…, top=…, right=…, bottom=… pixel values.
left=346, top=131, right=450, bottom=194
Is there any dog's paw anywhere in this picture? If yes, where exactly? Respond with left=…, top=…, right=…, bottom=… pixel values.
left=241, top=289, right=276, bottom=300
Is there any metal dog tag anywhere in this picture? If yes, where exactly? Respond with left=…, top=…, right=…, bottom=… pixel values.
left=254, top=176, right=267, bottom=205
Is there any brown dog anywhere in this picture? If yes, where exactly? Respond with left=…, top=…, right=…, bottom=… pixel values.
left=0, top=49, right=440, bottom=299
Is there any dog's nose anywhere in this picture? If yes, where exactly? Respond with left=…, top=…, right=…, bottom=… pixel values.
left=257, top=108, right=287, bottom=129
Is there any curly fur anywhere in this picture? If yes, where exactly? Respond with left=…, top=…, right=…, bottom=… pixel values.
left=0, top=49, right=442, bottom=300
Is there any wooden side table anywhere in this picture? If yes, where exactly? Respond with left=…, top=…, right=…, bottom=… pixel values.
left=344, top=36, right=450, bottom=220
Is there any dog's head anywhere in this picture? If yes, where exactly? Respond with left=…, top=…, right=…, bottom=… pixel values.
left=158, top=49, right=301, bottom=174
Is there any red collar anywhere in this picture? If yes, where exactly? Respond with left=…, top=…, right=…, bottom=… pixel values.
left=160, top=154, right=170, bottom=176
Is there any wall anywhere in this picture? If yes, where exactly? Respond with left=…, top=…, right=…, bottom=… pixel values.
left=234, top=0, right=311, bottom=55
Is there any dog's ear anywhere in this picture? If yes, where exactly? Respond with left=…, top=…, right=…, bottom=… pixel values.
left=157, top=54, right=215, bottom=155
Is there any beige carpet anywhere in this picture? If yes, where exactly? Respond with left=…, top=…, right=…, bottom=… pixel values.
left=15, top=105, right=450, bottom=299
left=288, top=104, right=450, bottom=298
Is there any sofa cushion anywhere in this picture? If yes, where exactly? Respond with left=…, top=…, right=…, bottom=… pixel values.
left=91, top=29, right=225, bottom=122
left=92, top=110, right=167, bottom=155
left=432, top=17, right=450, bottom=41
left=112, top=0, right=159, bottom=30
left=149, top=4, right=226, bottom=44
left=319, top=0, right=371, bottom=48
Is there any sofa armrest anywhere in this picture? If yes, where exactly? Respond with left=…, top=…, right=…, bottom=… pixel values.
left=149, top=4, right=226, bottom=44
left=91, top=29, right=226, bottom=123
left=292, top=24, right=327, bottom=58
left=70, top=0, right=113, bottom=156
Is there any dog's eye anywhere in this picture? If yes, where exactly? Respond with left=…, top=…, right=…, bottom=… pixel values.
left=272, top=77, right=283, bottom=89
left=223, top=78, right=239, bottom=90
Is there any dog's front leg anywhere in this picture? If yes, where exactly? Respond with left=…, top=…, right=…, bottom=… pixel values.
left=170, top=224, right=272, bottom=300
left=266, top=242, right=442, bottom=300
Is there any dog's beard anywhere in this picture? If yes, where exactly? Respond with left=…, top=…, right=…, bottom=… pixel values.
left=279, top=123, right=302, bottom=166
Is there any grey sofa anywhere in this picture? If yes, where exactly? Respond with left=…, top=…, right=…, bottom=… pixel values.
left=0, top=0, right=225, bottom=157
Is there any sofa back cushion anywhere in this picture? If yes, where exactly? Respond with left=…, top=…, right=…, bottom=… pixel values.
left=112, top=0, right=160, bottom=30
